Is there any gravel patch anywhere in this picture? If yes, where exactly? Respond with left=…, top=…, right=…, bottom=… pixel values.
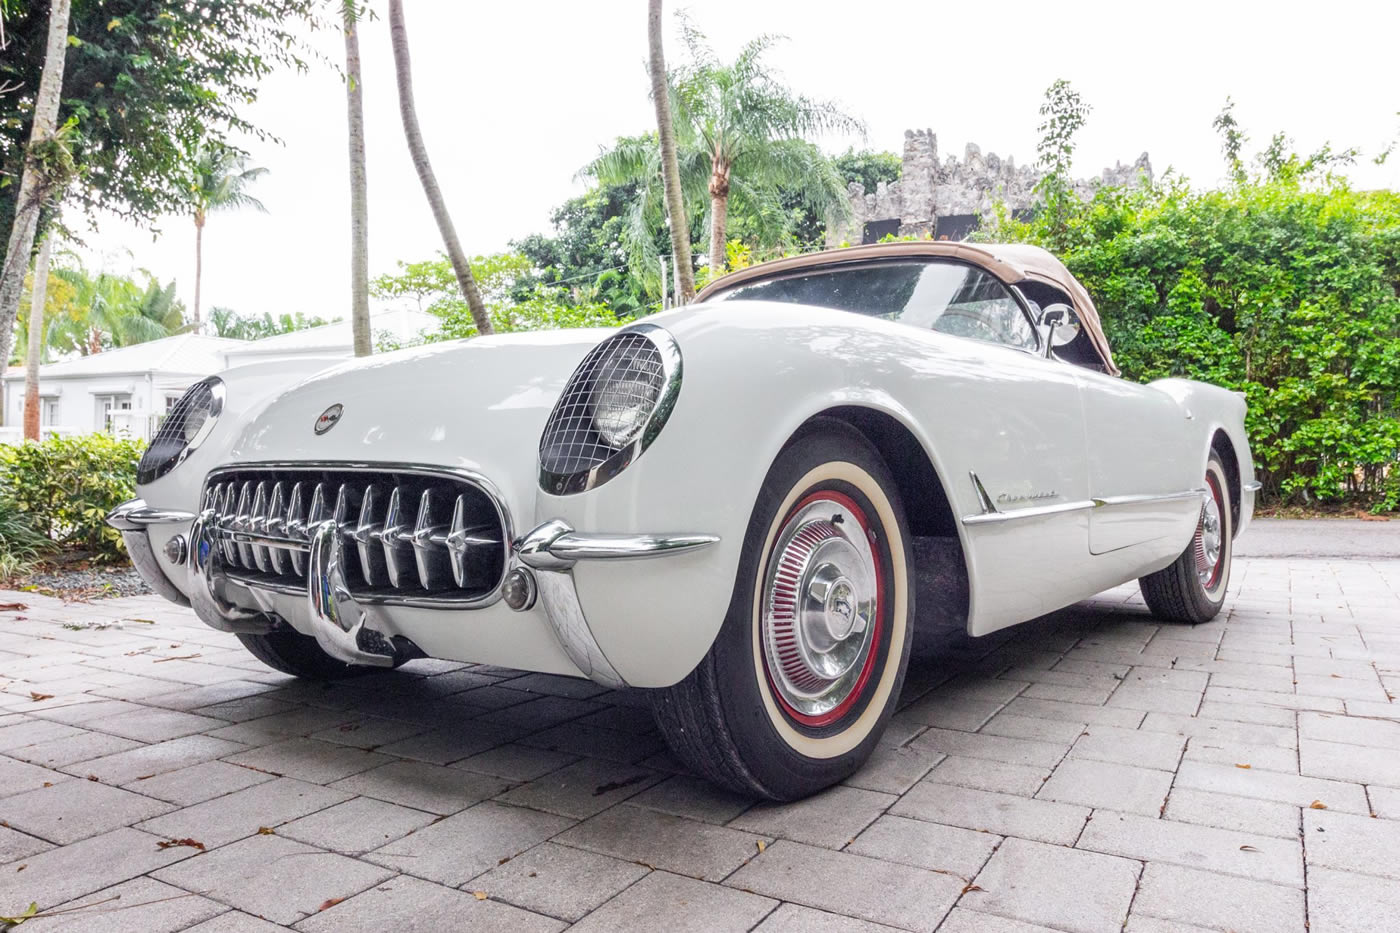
left=8, top=563, right=152, bottom=600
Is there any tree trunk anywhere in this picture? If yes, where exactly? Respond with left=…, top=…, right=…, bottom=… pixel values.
left=193, top=214, right=204, bottom=332
left=648, top=0, right=695, bottom=303
left=344, top=5, right=372, bottom=357
left=387, top=0, right=492, bottom=335
left=0, top=0, right=72, bottom=373
left=708, top=158, right=731, bottom=278
left=22, top=233, right=52, bottom=441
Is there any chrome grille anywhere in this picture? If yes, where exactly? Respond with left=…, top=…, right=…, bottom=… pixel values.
left=539, top=327, right=679, bottom=495
left=202, top=466, right=507, bottom=602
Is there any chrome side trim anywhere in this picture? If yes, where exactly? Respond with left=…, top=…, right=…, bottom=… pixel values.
left=961, top=488, right=1208, bottom=527
left=515, top=519, right=719, bottom=571
left=969, top=472, right=998, bottom=515
left=1243, top=481, right=1263, bottom=493
left=107, top=499, right=197, bottom=530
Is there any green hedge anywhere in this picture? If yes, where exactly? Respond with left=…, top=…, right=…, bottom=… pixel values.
left=0, top=433, right=145, bottom=561
left=989, top=179, right=1400, bottom=509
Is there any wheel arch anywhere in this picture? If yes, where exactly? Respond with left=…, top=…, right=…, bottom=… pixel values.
left=1210, top=427, right=1243, bottom=537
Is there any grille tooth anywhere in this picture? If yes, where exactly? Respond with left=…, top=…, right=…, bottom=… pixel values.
left=306, top=483, right=329, bottom=527
left=219, top=484, right=240, bottom=566
left=353, top=484, right=387, bottom=587
left=249, top=482, right=271, bottom=572
left=332, top=484, right=361, bottom=580
left=381, top=486, right=415, bottom=588
left=202, top=483, right=221, bottom=512
left=266, top=483, right=288, bottom=575
left=285, top=482, right=307, bottom=576
left=411, top=489, right=451, bottom=591
left=446, top=494, right=505, bottom=589
left=234, top=482, right=255, bottom=568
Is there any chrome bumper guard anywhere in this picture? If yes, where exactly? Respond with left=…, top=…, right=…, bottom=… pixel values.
left=111, top=497, right=719, bottom=685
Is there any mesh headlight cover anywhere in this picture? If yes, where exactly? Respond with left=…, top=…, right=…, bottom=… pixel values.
left=136, top=377, right=224, bottom=485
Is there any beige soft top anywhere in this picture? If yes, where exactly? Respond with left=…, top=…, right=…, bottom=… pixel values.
left=695, top=241, right=1119, bottom=376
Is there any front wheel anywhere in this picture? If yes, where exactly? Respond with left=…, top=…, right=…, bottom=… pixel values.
left=652, top=421, right=914, bottom=800
left=1139, top=451, right=1234, bottom=624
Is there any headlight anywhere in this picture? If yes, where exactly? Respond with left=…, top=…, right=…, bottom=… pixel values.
left=538, top=325, right=682, bottom=495
left=136, top=377, right=225, bottom=485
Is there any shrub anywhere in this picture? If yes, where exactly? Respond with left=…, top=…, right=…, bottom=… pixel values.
left=0, top=509, right=51, bottom=580
left=0, top=433, right=145, bottom=560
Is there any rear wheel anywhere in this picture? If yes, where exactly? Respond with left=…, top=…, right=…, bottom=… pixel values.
left=1139, top=452, right=1233, bottom=624
left=652, top=421, right=914, bottom=799
left=237, top=630, right=373, bottom=680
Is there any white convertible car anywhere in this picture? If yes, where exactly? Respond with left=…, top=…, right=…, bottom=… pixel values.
left=110, top=242, right=1257, bottom=799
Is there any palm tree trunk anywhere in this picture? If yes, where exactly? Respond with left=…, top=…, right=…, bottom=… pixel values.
left=0, top=0, right=72, bottom=374
left=648, top=0, right=694, bottom=303
left=193, top=215, right=204, bottom=332
left=22, top=233, right=52, bottom=441
left=387, top=0, right=492, bottom=335
left=708, top=159, right=731, bottom=278
left=343, top=4, right=371, bottom=357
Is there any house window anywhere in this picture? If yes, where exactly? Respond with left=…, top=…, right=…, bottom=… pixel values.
left=97, top=395, right=133, bottom=433
left=41, top=400, right=58, bottom=426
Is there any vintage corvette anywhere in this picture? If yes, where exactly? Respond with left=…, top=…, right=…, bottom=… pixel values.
left=109, top=241, right=1258, bottom=799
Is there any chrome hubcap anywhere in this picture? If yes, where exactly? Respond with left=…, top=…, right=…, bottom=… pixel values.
left=763, top=497, right=879, bottom=720
left=1195, top=485, right=1224, bottom=588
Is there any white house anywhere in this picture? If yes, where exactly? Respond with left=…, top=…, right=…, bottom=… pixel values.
left=1, top=334, right=246, bottom=443
left=1, top=309, right=443, bottom=444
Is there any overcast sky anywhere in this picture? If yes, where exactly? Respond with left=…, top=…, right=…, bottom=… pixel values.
left=74, top=0, right=1400, bottom=321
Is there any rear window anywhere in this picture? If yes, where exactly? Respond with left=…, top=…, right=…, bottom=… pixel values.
left=714, top=259, right=1038, bottom=351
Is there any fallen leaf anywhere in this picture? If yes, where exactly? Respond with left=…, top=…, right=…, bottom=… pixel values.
left=157, top=838, right=205, bottom=852
left=472, top=892, right=488, bottom=901
left=154, top=654, right=201, bottom=663
left=15, top=864, right=25, bottom=872
left=1240, top=845, right=1260, bottom=852
left=28, top=692, right=54, bottom=702
left=86, top=775, right=99, bottom=782
left=318, top=898, right=344, bottom=911
left=961, top=883, right=983, bottom=894
left=1235, top=763, right=1251, bottom=769
left=0, top=603, right=29, bottom=612
left=257, top=827, right=276, bottom=835
left=126, top=618, right=155, bottom=624
left=0, top=902, right=37, bottom=925
left=1310, top=800, right=1328, bottom=810
left=527, top=872, right=537, bottom=878
left=756, top=840, right=767, bottom=853
left=41, top=783, right=51, bottom=788
left=497, top=856, right=511, bottom=866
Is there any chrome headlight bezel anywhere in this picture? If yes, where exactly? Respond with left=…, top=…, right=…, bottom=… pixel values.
left=136, top=376, right=225, bottom=485
left=538, top=324, right=682, bottom=495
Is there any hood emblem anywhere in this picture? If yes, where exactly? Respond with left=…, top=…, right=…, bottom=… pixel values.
left=314, top=404, right=344, bottom=435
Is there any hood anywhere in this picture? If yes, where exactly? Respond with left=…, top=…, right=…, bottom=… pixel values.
left=222, top=328, right=613, bottom=514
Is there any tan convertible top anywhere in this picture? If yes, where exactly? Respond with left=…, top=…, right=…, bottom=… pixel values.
left=695, top=241, right=1119, bottom=376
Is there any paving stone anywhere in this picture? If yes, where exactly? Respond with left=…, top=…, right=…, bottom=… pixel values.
left=1002, top=696, right=1146, bottom=729
left=1303, top=808, right=1400, bottom=879
left=308, top=715, right=427, bottom=750
left=730, top=785, right=894, bottom=849
left=222, top=737, right=390, bottom=784
left=907, top=727, right=1068, bottom=768
left=1131, top=862, right=1305, bottom=933
left=60, top=735, right=246, bottom=784
left=20, top=876, right=226, bottom=933
left=0, top=755, right=70, bottom=796
left=1195, top=700, right=1299, bottom=727
left=136, top=776, right=352, bottom=847
left=925, top=755, right=1050, bottom=796
left=0, top=718, right=86, bottom=752
left=517, top=722, right=666, bottom=764
left=1369, top=784, right=1400, bottom=819
left=203, top=706, right=358, bottom=744
left=1105, top=684, right=1203, bottom=715
left=937, top=907, right=1065, bottom=932
left=1185, top=737, right=1300, bottom=773
left=1139, top=712, right=1296, bottom=748
left=330, top=759, right=509, bottom=815
left=294, top=873, right=561, bottom=933
left=1306, top=866, right=1400, bottom=933
left=478, top=695, right=604, bottom=732
left=980, top=712, right=1087, bottom=744
left=121, top=760, right=275, bottom=806
left=495, top=757, right=661, bottom=819
left=473, top=841, right=648, bottom=922
left=0, top=828, right=197, bottom=914
left=627, top=774, right=757, bottom=824
left=1078, top=810, right=1303, bottom=886
left=558, top=803, right=764, bottom=881
left=152, top=833, right=392, bottom=926
left=962, top=837, right=1140, bottom=933
left=90, top=707, right=226, bottom=743
left=1174, top=760, right=1370, bottom=813
left=1300, top=736, right=1400, bottom=787
left=373, top=723, right=519, bottom=764
left=726, top=840, right=960, bottom=932
left=277, top=795, right=437, bottom=855
left=8, top=729, right=145, bottom=768
left=2, top=778, right=173, bottom=844
left=1205, top=685, right=1345, bottom=714
left=891, top=781, right=1088, bottom=845
left=1069, top=725, right=1185, bottom=772
left=1023, top=681, right=1115, bottom=705
left=845, top=814, right=998, bottom=879
left=753, top=903, right=904, bottom=932
left=364, top=801, right=573, bottom=887
left=452, top=743, right=578, bottom=782
left=1298, top=710, right=1400, bottom=748
left=1164, top=787, right=1302, bottom=839
left=0, top=824, right=53, bottom=863
left=1125, top=666, right=1211, bottom=692
left=1039, top=758, right=1173, bottom=816
left=570, top=870, right=773, bottom=933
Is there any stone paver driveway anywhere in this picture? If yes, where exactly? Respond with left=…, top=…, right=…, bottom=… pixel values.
left=0, top=552, right=1397, bottom=932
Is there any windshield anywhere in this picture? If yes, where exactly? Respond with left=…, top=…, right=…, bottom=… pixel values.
left=714, top=259, right=1038, bottom=351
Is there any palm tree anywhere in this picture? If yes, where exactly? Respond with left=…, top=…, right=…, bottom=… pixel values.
left=342, top=1, right=371, bottom=357
left=189, top=143, right=268, bottom=330
left=21, top=232, right=53, bottom=439
left=387, top=0, right=492, bottom=335
left=647, top=0, right=694, bottom=303
left=670, top=23, right=861, bottom=276
left=46, top=267, right=180, bottom=355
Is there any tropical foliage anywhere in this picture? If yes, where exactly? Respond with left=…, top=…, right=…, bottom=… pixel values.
left=11, top=262, right=187, bottom=362
left=207, top=307, right=335, bottom=342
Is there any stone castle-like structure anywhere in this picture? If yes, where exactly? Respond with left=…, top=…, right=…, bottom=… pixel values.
left=825, top=129, right=1153, bottom=247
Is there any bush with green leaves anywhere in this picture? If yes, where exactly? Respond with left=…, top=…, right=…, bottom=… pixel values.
left=0, top=433, right=145, bottom=560
left=0, top=508, right=51, bottom=580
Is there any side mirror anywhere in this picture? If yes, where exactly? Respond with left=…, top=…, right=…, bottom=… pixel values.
left=1038, top=303, right=1082, bottom=354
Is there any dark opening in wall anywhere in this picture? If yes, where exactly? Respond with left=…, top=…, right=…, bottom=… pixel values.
left=862, top=219, right=900, bottom=244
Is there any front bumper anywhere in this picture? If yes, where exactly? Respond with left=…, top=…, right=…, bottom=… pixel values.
left=109, top=498, right=718, bottom=687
